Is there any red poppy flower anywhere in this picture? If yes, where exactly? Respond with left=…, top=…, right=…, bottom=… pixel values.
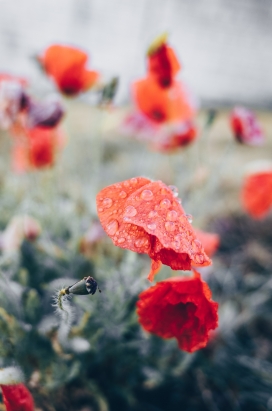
left=1, top=383, right=34, bottom=411
left=136, top=270, right=218, bottom=352
left=151, top=120, right=197, bottom=152
left=193, top=229, right=220, bottom=258
left=132, top=77, right=195, bottom=124
left=96, top=177, right=211, bottom=281
left=241, top=163, right=272, bottom=219
left=11, top=126, right=64, bottom=172
left=147, top=33, right=181, bottom=88
left=40, top=44, right=99, bottom=96
left=230, top=107, right=264, bottom=146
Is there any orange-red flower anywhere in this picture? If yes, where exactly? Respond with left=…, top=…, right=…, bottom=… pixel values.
left=39, top=44, right=99, bottom=96
left=136, top=270, right=218, bottom=352
left=1, top=383, right=34, bottom=411
left=96, top=177, right=211, bottom=281
left=132, top=78, right=195, bottom=124
left=193, top=229, right=220, bottom=258
left=11, top=126, right=64, bottom=172
left=147, top=33, right=181, bottom=88
left=241, top=164, right=272, bottom=219
left=230, top=107, right=264, bottom=146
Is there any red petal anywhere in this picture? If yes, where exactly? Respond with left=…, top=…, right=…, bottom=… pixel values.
left=241, top=171, right=272, bottom=219
left=1, top=384, right=34, bottom=411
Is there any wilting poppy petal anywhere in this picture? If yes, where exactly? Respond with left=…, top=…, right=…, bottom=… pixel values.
left=241, top=164, right=272, bottom=219
left=26, top=98, right=65, bottom=129
left=137, top=270, right=218, bottom=352
left=132, top=77, right=195, bottom=124
left=230, top=107, right=264, bottom=146
left=40, top=44, right=99, bottom=96
left=96, top=178, right=211, bottom=280
left=1, top=383, right=34, bottom=411
left=193, top=229, right=220, bottom=258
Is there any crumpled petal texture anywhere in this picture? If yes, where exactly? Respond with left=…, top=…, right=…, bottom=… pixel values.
left=136, top=271, right=218, bottom=352
left=96, top=177, right=211, bottom=280
left=1, top=383, right=34, bottom=411
left=241, top=171, right=272, bottom=219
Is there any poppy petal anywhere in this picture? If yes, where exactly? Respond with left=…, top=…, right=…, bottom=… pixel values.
left=1, top=383, right=34, bottom=411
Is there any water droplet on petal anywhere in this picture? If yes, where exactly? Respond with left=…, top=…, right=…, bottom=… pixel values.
left=130, top=177, right=138, bottom=184
left=195, top=253, right=204, bottom=264
left=124, top=205, right=137, bottom=217
left=186, top=214, right=193, bottom=223
left=160, top=198, right=171, bottom=209
left=166, top=210, right=178, bottom=221
left=165, top=221, right=176, bottom=232
left=160, top=187, right=169, bottom=195
left=169, top=185, right=179, bottom=197
left=98, top=207, right=104, bottom=212
left=148, top=210, right=157, bottom=218
left=147, top=223, right=156, bottom=230
left=124, top=181, right=129, bottom=187
left=176, top=198, right=182, bottom=204
left=192, top=239, right=201, bottom=252
left=102, top=198, right=113, bottom=208
left=135, top=237, right=149, bottom=248
left=118, top=237, right=126, bottom=244
left=107, top=220, right=119, bottom=236
left=140, top=189, right=154, bottom=201
left=175, top=233, right=185, bottom=241
left=172, top=240, right=180, bottom=249
left=119, top=191, right=127, bottom=198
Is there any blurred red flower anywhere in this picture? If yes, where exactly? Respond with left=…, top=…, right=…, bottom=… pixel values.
left=193, top=229, right=220, bottom=258
left=96, top=177, right=211, bottom=281
left=241, top=164, right=272, bottom=219
left=147, top=33, right=181, bottom=88
left=39, top=44, right=99, bottom=96
left=132, top=78, right=195, bottom=124
left=1, top=383, right=34, bottom=411
left=11, top=126, right=65, bottom=172
left=230, top=107, right=264, bottom=146
left=137, top=270, right=218, bottom=352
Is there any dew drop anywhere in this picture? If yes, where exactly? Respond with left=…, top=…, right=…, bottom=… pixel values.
left=106, top=220, right=119, bottom=236
left=195, top=254, right=204, bottom=264
left=119, top=191, right=127, bottom=199
left=169, top=185, right=179, bottom=197
left=176, top=198, right=182, bottom=204
left=148, top=210, right=157, bottom=218
left=192, top=239, right=201, bottom=252
left=102, top=198, right=113, bottom=208
left=140, top=189, right=154, bottom=201
left=160, top=187, right=169, bottom=195
left=124, top=205, right=137, bottom=217
left=175, top=234, right=183, bottom=241
left=186, top=214, right=193, bottom=223
left=166, top=210, right=178, bottom=221
left=98, top=207, right=104, bottom=212
left=118, top=237, right=126, bottom=244
left=160, top=198, right=171, bottom=209
left=172, top=240, right=180, bottom=249
left=165, top=221, right=176, bottom=232
left=147, top=223, right=156, bottom=230
left=130, top=177, right=138, bottom=184
left=135, top=237, right=149, bottom=248
left=124, top=181, right=129, bottom=187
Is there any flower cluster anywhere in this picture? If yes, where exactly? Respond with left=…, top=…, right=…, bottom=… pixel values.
left=97, top=177, right=218, bottom=352
left=123, top=34, right=197, bottom=152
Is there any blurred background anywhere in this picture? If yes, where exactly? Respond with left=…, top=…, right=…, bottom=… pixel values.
left=1, top=0, right=272, bottom=106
